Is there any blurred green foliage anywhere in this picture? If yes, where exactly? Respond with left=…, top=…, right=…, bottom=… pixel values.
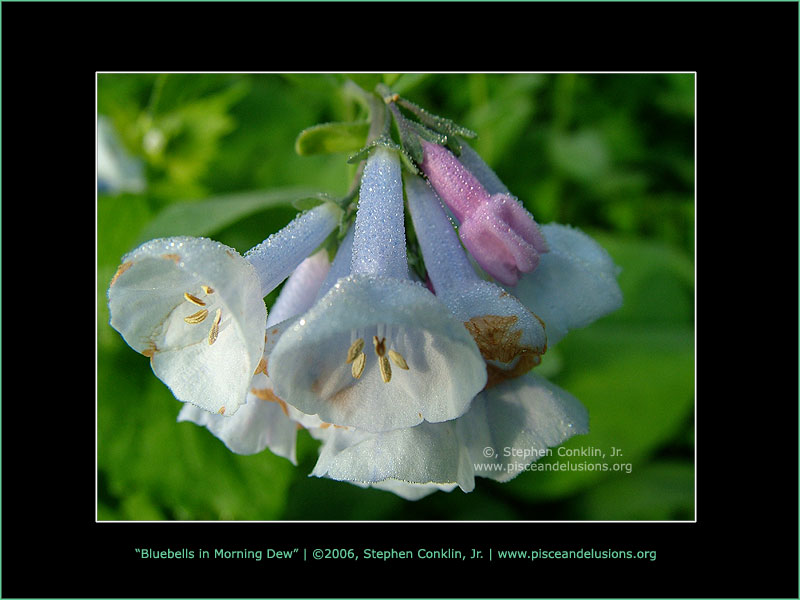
left=97, top=73, right=694, bottom=521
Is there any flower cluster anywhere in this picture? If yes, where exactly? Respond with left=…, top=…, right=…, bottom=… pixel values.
left=107, top=85, right=623, bottom=501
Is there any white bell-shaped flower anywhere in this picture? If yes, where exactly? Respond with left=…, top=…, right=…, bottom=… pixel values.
left=177, top=250, right=332, bottom=463
left=108, top=203, right=341, bottom=416
left=310, top=373, right=588, bottom=497
left=269, top=146, right=487, bottom=433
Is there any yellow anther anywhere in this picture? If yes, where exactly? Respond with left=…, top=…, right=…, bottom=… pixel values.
left=346, top=338, right=365, bottom=364
left=218, top=407, right=225, bottom=415
left=379, top=355, right=392, bottom=383
left=372, top=336, right=386, bottom=357
left=387, top=349, right=409, bottom=370
left=184, top=309, right=209, bottom=324
left=351, top=352, right=366, bottom=379
left=184, top=292, right=206, bottom=306
left=208, top=308, right=222, bottom=345
left=202, top=285, right=214, bottom=294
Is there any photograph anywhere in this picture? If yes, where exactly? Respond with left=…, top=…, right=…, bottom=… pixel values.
left=97, top=72, right=696, bottom=523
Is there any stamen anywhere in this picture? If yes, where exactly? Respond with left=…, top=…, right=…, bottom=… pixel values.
left=372, top=336, right=387, bottom=357
left=387, top=349, right=409, bottom=370
left=346, top=338, right=365, bottom=364
left=208, top=308, right=222, bottom=345
left=379, top=355, right=392, bottom=383
left=351, top=352, right=366, bottom=379
left=184, top=292, right=206, bottom=306
left=184, top=309, right=209, bottom=324
left=201, top=285, right=214, bottom=294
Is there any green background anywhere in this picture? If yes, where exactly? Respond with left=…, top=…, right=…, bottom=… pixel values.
left=97, top=73, right=695, bottom=521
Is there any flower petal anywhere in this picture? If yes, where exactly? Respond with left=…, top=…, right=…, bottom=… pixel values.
left=346, top=478, right=458, bottom=501
left=267, top=250, right=331, bottom=326
left=311, top=421, right=476, bottom=492
left=269, top=274, right=487, bottom=432
left=458, top=374, right=589, bottom=482
left=108, top=236, right=266, bottom=415
left=509, top=223, right=623, bottom=346
left=177, top=372, right=299, bottom=463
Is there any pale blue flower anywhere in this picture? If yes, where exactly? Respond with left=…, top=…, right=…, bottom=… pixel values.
left=107, top=203, right=341, bottom=417
left=311, top=373, right=588, bottom=494
left=177, top=250, right=332, bottom=463
left=269, top=146, right=487, bottom=433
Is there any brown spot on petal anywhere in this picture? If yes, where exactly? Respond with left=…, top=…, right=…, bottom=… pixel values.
left=320, top=422, right=331, bottom=429
left=485, top=354, right=542, bottom=390
left=142, top=340, right=158, bottom=358
left=464, top=315, right=524, bottom=363
left=499, top=290, right=509, bottom=298
left=251, top=387, right=289, bottom=416
left=162, top=253, right=181, bottom=263
left=110, top=261, right=133, bottom=287
left=218, top=407, right=225, bottom=415
left=464, top=315, right=545, bottom=388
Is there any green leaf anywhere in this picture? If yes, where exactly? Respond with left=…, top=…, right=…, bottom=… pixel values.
left=344, top=73, right=383, bottom=92
left=590, top=231, right=694, bottom=325
left=549, top=130, right=611, bottom=182
left=390, top=73, right=433, bottom=95
left=98, top=194, right=154, bottom=349
left=294, top=121, right=370, bottom=156
left=575, top=461, right=694, bottom=520
left=290, top=195, right=328, bottom=212
left=135, top=187, right=319, bottom=244
left=382, top=73, right=402, bottom=87
left=98, top=347, right=295, bottom=520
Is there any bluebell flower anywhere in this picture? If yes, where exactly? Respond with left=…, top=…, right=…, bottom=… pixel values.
left=107, top=203, right=341, bottom=417
left=268, top=146, right=487, bottom=433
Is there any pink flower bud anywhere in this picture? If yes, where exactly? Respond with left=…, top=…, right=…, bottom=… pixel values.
left=419, top=140, right=548, bottom=286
